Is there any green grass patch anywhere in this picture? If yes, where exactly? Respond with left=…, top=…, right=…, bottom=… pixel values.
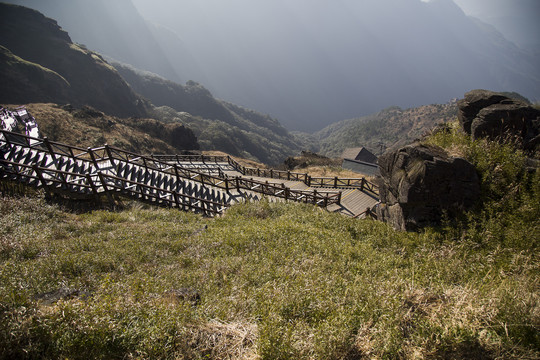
left=0, top=191, right=538, bottom=358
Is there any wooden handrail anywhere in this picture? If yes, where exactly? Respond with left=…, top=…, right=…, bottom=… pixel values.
left=153, top=152, right=379, bottom=193
left=1, top=129, right=343, bottom=211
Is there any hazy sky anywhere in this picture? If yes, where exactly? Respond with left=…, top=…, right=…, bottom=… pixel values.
left=128, top=0, right=540, bottom=130
left=131, top=0, right=540, bottom=46
left=453, top=0, right=538, bottom=16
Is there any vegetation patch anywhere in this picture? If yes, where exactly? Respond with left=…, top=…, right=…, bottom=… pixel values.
left=0, top=125, right=538, bottom=359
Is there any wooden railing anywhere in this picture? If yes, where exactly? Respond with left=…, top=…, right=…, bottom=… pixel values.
left=154, top=153, right=379, bottom=195
left=0, top=158, right=227, bottom=216
left=0, top=130, right=342, bottom=210
left=213, top=154, right=378, bottom=194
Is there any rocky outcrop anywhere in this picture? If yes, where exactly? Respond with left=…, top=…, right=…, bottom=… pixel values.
left=458, top=89, right=540, bottom=151
left=377, top=143, right=480, bottom=231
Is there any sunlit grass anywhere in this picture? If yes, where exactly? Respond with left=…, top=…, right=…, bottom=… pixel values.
left=0, top=190, right=538, bottom=358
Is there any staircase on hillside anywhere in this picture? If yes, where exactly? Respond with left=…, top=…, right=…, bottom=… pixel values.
left=1, top=108, right=379, bottom=218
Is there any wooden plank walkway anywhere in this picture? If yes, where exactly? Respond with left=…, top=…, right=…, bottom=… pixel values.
left=220, top=170, right=379, bottom=218
left=1, top=130, right=379, bottom=218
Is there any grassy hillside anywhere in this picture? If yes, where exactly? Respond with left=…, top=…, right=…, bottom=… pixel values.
left=300, top=104, right=458, bottom=157
left=8, top=103, right=198, bottom=155
left=113, top=62, right=300, bottom=165
left=0, top=126, right=538, bottom=359
left=0, top=46, right=71, bottom=104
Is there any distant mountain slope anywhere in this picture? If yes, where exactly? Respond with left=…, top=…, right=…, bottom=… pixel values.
left=113, top=62, right=238, bottom=126
left=0, top=3, right=147, bottom=118
left=113, top=61, right=290, bottom=137
left=111, top=61, right=299, bottom=164
left=6, top=103, right=198, bottom=155
left=304, top=103, right=459, bottom=157
left=454, top=0, right=540, bottom=51
left=2, top=0, right=185, bottom=84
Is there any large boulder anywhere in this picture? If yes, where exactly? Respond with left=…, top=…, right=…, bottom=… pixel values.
left=458, top=89, right=540, bottom=150
left=377, top=143, right=480, bottom=231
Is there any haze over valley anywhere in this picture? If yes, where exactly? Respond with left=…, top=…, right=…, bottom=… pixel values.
left=4, top=0, right=540, bottom=132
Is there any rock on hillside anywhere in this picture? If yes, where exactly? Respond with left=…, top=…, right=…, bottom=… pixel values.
left=283, top=151, right=340, bottom=171
left=377, top=143, right=480, bottom=231
left=458, top=89, right=540, bottom=151
left=0, top=3, right=147, bottom=118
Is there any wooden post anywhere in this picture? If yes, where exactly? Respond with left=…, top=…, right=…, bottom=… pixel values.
left=173, top=192, right=180, bottom=208
left=97, top=172, right=115, bottom=208
left=88, top=147, right=100, bottom=171
left=33, top=165, right=49, bottom=191
left=42, top=138, right=68, bottom=186
left=43, top=137, right=56, bottom=162
left=174, top=164, right=180, bottom=183
left=334, top=176, right=338, bottom=188
left=104, top=144, right=116, bottom=171
left=86, top=174, right=101, bottom=204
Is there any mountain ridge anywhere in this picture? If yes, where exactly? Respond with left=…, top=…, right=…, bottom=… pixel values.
left=0, top=3, right=148, bottom=118
left=7, top=0, right=539, bottom=131
left=110, top=60, right=300, bottom=164
left=0, top=3, right=301, bottom=164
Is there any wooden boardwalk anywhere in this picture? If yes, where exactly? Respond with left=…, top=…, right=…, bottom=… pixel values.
left=221, top=171, right=379, bottom=218
left=1, top=130, right=379, bottom=218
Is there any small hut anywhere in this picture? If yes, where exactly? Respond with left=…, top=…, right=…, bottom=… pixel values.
left=341, top=147, right=379, bottom=176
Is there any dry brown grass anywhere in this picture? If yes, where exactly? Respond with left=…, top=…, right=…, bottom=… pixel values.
left=202, top=150, right=268, bottom=169
left=301, top=165, right=369, bottom=179
left=6, top=103, right=192, bottom=155
left=184, top=320, right=259, bottom=360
